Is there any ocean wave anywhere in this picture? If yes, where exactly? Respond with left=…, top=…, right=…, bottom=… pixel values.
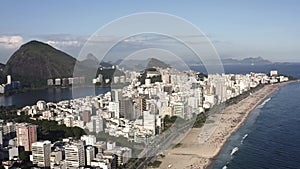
left=222, top=165, right=228, bottom=169
left=259, top=98, right=271, bottom=107
left=230, top=147, right=239, bottom=156
left=241, top=134, right=248, bottom=144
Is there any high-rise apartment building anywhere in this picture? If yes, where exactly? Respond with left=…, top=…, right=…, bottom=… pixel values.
left=16, top=123, right=37, bottom=151
left=119, top=97, right=134, bottom=120
left=87, top=115, right=104, bottom=133
left=32, top=140, right=51, bottom=168
left=85, top=145, right=95, bottom=166
left=65, top=141, right=85, bottom=168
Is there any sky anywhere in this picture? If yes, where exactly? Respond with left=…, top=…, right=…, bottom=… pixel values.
left=1, top=0, right=300, bottom=63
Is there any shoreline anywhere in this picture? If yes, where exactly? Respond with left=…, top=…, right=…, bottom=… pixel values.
left=0, top=85, right=111, bottom=97
left=205, top=80, right=294, bottom=169
left=0, top=86, right=111, bottom=107
left=157, top=81, right=295, bottom=169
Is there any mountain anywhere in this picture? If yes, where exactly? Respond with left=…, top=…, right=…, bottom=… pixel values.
left=117, top=59, right=147, bottom=70
left=222, top=56, right=272, bottom=65
left=240, top=56, right=272, bottom=64
left=117, top=58, right=171, bottom=71
left=80, top=53, right=113, bottom=68
left=4, top=40, right=76, bottom=87
left=80, top=53, right=100, bottom=68
left=146, top=58, right=171, bottom=69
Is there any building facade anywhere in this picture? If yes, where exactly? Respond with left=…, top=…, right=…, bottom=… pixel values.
left=16, top=123, right=37, bottom=151
left=32, top=141, right=51, bottom=167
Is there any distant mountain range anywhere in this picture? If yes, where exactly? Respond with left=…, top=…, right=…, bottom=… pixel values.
left=221, top=56, right=272, bottom=65
left=0, top=40, right=288, bottom=87
left=116, top=58, right=171, bottom=71
left=116, top=56, right=273, bottom=70
left=0, top=40, right=169, bottom=87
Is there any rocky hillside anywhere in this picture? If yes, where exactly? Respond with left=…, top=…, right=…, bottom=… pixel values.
left=4, top=40, right=76, bottom=87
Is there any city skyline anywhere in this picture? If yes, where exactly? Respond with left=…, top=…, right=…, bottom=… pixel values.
left=0, top=64, right=289, bottom=168
left=1, top=1, right=300, bottom=63
left=0, top=2, right=299, bottom=168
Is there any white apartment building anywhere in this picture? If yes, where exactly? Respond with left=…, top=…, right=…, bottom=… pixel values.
left=65, top=141, right=85, bottom=167
left=85, top=146, right=95, bottom=166
left=32, top=140, right=51, bottom=168
left=81, top=135, right=96, bottom=146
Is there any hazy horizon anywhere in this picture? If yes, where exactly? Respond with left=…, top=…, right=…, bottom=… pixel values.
left=2, top=39, right=300, bottom=65
left=1, top=1, right=300, bottom=63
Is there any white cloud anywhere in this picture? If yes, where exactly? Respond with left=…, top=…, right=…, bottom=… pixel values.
left=0, top=35, right=23, bottom=49
left=47, top=40, right=81, bottom=49
left=33, top=34, right=84, bottom=48
left=31, top=34, right=88, bottom=56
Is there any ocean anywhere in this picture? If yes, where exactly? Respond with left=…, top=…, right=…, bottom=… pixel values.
left=212, top=82, right=300, bottom=169
left=191, top=63, right=300, bottom=79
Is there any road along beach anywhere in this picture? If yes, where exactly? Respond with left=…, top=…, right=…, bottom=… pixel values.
left=156, top=81, right=292, bottom=169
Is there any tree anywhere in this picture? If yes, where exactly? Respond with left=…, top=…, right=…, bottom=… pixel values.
left=193, top=113, right=206, bottom=128
left=19, top=151, right=31, bottom=161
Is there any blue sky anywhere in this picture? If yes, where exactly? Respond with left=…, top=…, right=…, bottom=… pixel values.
left=0, top=0, right=300, bottom=63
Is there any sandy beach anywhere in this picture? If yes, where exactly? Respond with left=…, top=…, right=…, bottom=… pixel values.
left=154, top=82, right=292, bottom=169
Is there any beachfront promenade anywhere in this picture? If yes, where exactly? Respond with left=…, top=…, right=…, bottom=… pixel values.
left=158, top=82, right=291, bottom=169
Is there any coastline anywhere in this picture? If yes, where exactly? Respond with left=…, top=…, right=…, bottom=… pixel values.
left=205, top=80, right=294, bottom=169
left=157, top=81, right=294, bottom=169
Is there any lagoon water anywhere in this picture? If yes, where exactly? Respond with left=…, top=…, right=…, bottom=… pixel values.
left=0, top=87, right=110, bottom=107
